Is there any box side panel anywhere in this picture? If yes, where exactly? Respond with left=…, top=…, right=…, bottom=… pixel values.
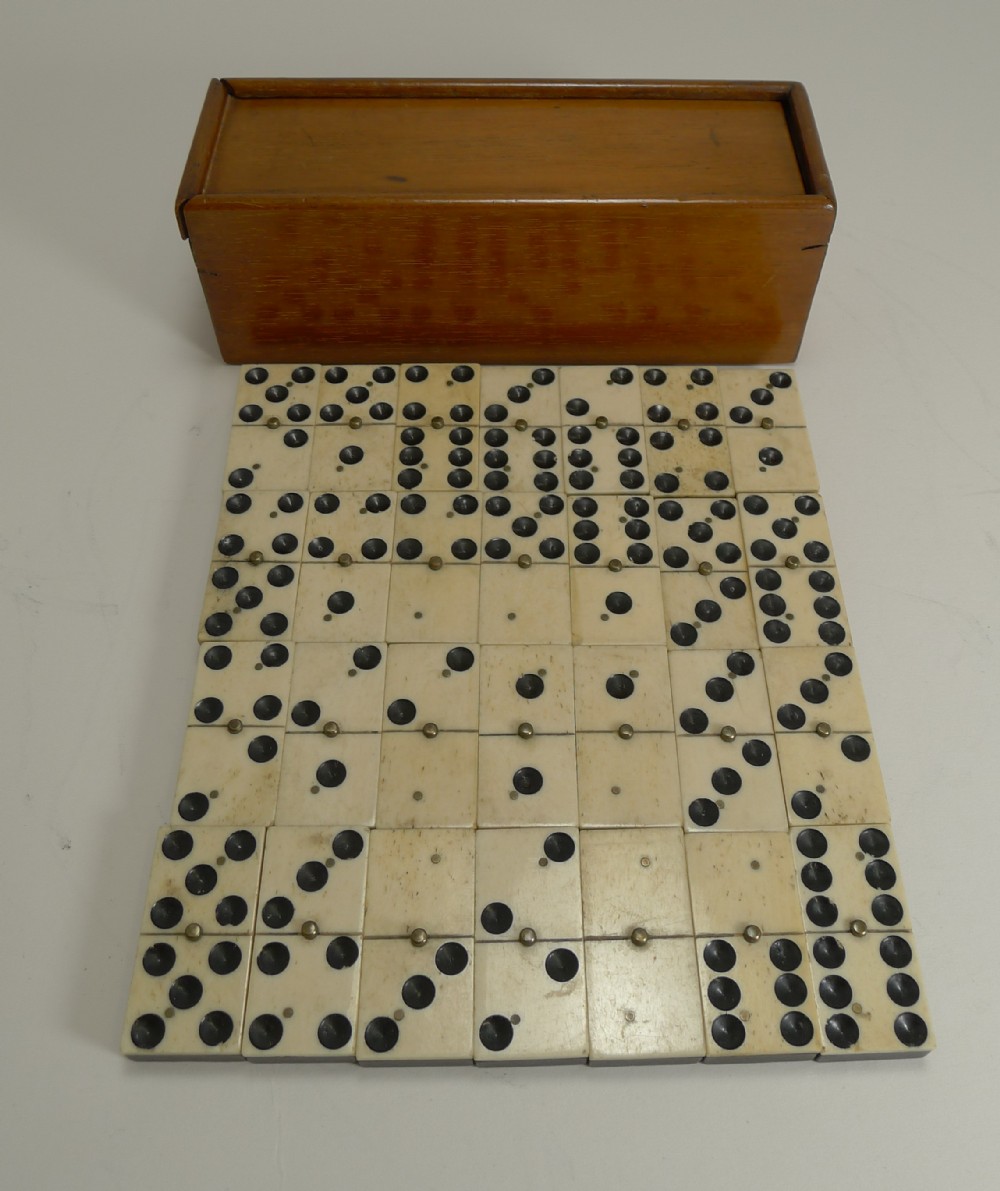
left=183, top=199, right=833, bottom=364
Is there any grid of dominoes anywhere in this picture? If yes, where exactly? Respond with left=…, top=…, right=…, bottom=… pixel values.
left=122, top=362, right=933, bottom=1064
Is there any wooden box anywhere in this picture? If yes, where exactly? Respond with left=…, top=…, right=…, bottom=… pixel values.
left=177, top=78, right=835, bottom=364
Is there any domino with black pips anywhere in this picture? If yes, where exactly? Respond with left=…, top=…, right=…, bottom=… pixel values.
left=806, top=930, right=933, bottom=1058
left=394, top=421, right=480, bottom=492
left=777, top=729, right=889, bottom=826
left=762, top=645, right=871, bottom=735
left=390, top=491, right=482, bottom=564
left=285, top=641, right=386, bottom=735
left=640, top=364, right=724, bottom=426
left=172, top=724, right=283, bottom=827
left=233, top=363, right=320, bottom=428
left=309, top=423, right=395, bottom=492
left=479, top=364, right=562, bottom=426
left=200, top=559, right=299, bottom=642
left=662, top=569, right=756, bottom=649
left=738, top=492, right=835, bottom=568
left=292, top=561, right=391, bottom=643
left=560, top=364, right=642, bottom=425
left=396, top=362, right=481, bottom=426
left=567, top=494, right=657, bottom=567
left=475, top=826, right=583, bottom=943
left=317, top=363, right=399, bottom=426
left=572, top=644, right=672, bottom=731
left=302, top=489, right=396, bottom=563
left=126, top=360, right=934, bottom=1068
left=122, top=932, right=252, bottom=1059
left=381, top=642, right=480, bottom=731
left=717, top=367, right=806, bottom=428
left=654, top=495, right=747, bottom=572
left=376, top=642, right=479, bottom=826
left=669, top=648, right=772, bottom=738
left=570, top=566, right=667, bottom=645
left=696, top=931, right=820, bottom=1060
left=728, top=425, right=819, bottom=493
left=645, top=422, right=735, bottom=498
left=242, top=817, right=369, bottom=1061
left=476, top=733, right=579, bottom=827
left=478, top=644, right=576, bottom=734
left=140, top=825, right=264, bottom=937
left=677, top=732, right=787, bottom=832
left=356, top=936, right=475, bottom=1063
left=242, top=932, right=362, bottom=1061
left=213, top=489, right=308, bottom=563
left=226, top=423, right=314, bottom=491
left=188, top=640, right=292, bottom=729
left=480, top=491, right=568, bottom=563
left=273, top=732, right=380, bottom=826
left=562, top=422, right=648, bottom=496
left=255, top=826, right=369, bottom=936
left=791, top=823, right=911, bottom=933
left=474, top=940, right=589, bottom=1064
left=481, top=422, right=564, bottom=494
left=749, top=564, right=852, bottom=648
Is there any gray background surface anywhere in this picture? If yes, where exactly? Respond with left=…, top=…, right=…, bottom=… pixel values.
left=2, top=1, right=995, bottom=1185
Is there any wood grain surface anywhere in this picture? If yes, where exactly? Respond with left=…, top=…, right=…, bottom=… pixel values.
left=178, top=79, right=835, bottom=364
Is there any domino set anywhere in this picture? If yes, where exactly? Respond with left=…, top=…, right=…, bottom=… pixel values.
left=122, top=360, right=933, bottom=1063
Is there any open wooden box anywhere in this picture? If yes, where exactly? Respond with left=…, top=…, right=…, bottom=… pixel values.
left=177, top=78, right=835, bottom=364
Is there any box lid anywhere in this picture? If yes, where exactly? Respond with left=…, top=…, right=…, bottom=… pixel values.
left=177, top=78, right=834, bottom=236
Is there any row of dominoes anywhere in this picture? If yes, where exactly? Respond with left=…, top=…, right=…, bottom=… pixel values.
left=123, top=824, right=931, bottom=1062
left=209, top=488, right=835, bottom=573
left=182, top=642, right=874, bottom=742
left=223, top=419, right=818, bottom=497
left=199, top=558, right=848, bottom=651
left=231, top=363, right=808, bottom=431
left=170, top=644, right=882, bottom=830
left=138, top=824, right=914, bottom=946
left=224, top=359, right=818, bottom=498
